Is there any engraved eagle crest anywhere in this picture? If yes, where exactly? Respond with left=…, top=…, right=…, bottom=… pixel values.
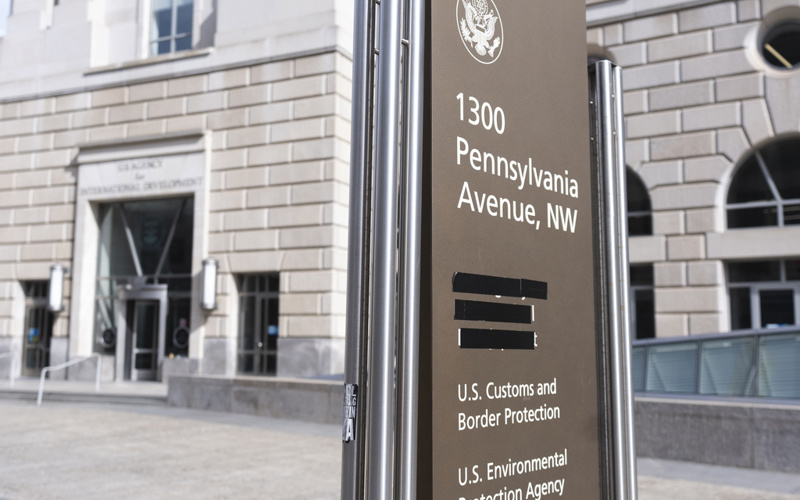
left=459, top=0, right=502, bottom=61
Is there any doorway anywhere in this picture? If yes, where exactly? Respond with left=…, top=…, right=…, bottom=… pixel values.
left=21, top=281, right=54, bottom=377
left=92, top=197, right=194, bottom=380
left=115, top=284, right=168, bottom=381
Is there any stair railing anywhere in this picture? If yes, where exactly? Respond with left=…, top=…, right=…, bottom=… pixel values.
left=37, top=354, right=101, bottom=406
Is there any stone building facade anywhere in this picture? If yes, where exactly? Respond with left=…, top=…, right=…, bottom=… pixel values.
left=1, top=0, right=798, bottom=384
left=0, top=0, right=353, bottom=380
left=587, top=0, right=800, bottom=339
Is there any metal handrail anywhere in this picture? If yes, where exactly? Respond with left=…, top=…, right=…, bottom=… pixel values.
left=37, top=354, right=101, bottom=406
left=0, top=350, right=16, bottom=387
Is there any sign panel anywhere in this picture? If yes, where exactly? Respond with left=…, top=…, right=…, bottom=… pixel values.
left=428, top=1, right=604, bottom=498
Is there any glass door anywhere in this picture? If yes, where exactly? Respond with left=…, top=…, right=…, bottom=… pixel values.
left=115, top=284, right=168, bottom=381
left=21, top=282, right=53, bottom=377
left=128, top=300, right=160, bottom=381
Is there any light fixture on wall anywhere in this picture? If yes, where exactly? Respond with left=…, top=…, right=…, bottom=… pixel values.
left=48, top=263, right=66, bottom=313
left=201, top=257, right=219, bottom=311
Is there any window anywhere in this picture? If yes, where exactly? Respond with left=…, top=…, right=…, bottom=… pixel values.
left=94, top=197, right=194, bottom=357
left=761, top=21, right=800, bottom=70
left=627, top=169, right=652, bottom=236
left=21, top=281, right=54, bottom=377
left=150, top=0, right=193, bottom=56
left=727, top=136, right=800, bottom=228
left=237, top=274, right=279, bottom=376
left=630, top=265, right=655, bottom=339
left=728, top=259, right=800, bottom=330
left=0, top=0, right=11, bottom=37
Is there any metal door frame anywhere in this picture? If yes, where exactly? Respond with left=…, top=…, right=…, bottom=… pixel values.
left=115, top=283, right=168, bottom=381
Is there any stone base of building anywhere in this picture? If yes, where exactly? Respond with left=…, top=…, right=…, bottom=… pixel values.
left=167, top=375, right=343, bottom=424
left=636, top=396, right=800, bottom=473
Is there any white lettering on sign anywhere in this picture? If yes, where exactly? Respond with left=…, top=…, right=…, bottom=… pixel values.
left=452, top=93, right=583, bottom=236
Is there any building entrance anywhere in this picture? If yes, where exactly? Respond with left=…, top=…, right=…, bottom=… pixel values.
left=116, top=284, right=168, bottom=381
left=93, top=197, right=194, bottom=381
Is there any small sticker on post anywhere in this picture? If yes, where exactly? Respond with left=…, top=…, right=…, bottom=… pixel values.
left=342, top=383, right=358, bottom=443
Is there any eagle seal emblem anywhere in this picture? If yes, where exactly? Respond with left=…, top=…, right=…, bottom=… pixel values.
left=456, top=0, right=503, bottom=64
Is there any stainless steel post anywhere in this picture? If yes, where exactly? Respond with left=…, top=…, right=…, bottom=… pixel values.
left=596, top=60, right=638, bottom=500
left=366, top=0, right=404, bottom=497
left=341, top=0, right=376, bottom=498
left=396, top=0, right=424, bottom=498
left=612, top=64, right=639, bottom=500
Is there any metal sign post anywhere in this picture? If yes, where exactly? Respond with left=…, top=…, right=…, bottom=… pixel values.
left=342, top=2, right=637, bottom=499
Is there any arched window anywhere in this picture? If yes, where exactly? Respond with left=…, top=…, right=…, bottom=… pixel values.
left=627, top=169, right=652, bottom=236
left=727, top=136, right=800, bottom=228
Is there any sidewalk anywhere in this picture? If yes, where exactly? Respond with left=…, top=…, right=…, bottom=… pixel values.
left=0, top=399, right=798, bottom=499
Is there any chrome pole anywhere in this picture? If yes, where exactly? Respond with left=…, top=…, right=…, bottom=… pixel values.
left=396, top=0, right=424, bottom=498
left=341, top=0, right=376, bottom=498
left=366, top=0, right=403, bottom=496
left=597, top=60, right=637, bottom=500
left=598, top=60, right=624, bottom=499
left=613, top=64, right=639, bottom=500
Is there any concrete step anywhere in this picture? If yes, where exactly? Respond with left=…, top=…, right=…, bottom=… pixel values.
left=0, top=389, right=167, bottom=406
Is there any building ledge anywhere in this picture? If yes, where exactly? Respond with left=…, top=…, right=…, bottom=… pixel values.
left=84, top=48, right=213, bottom=77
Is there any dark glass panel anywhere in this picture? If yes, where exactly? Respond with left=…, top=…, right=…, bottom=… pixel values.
left=167, top=297, right=191, bottom=355
left=161, top=198, right=194, bottom=275
left=727, top=206, right=778, bottom=228
left=730, top=287, right=752, bottom=330
left=135, top=303, right=157, bottom=349
left=787, top=260, right=800, bottom=281
left=151, top=0, right=173, bottom=39
left=626, top=169, right=651, bottom=212
left=762, top=22, right=800, bottom=69
left=158, top=277, right=192, bottom=292
left=760, top=290, right=795, bottom=328
left=122, top=198, right=184, bottom=275
left=135, top=352, right=154, bottom=370
left=241, top=296, right=256, bottom=350
left=176, top=0, right=193, bottom=35
left=727, top=157, right=774, bottom=204
left=630, top=265, right=654, bottom=286
left=268, top=274, right=279, bottom=292
left=152, top=40, right=171, bottom=56
left=760, top=138, right=800, bottom=199
left=634, top=289, right=655, bottom=340
left=242, top=275, right=255, bottom=293
left=175, top=35, right=192, bottom=52
left=98, top=205, right=138, bottom=277
left=628, top=214, right=652, bottom=236
left=268, top=298, right=279, bottom=327
left=26, top=349, right=38, bottom=370
left=729, top=261, right=780, bottom=283
left=238, top=354, right=254, bottom=374
left=24, top=281, right=48, bottom=299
